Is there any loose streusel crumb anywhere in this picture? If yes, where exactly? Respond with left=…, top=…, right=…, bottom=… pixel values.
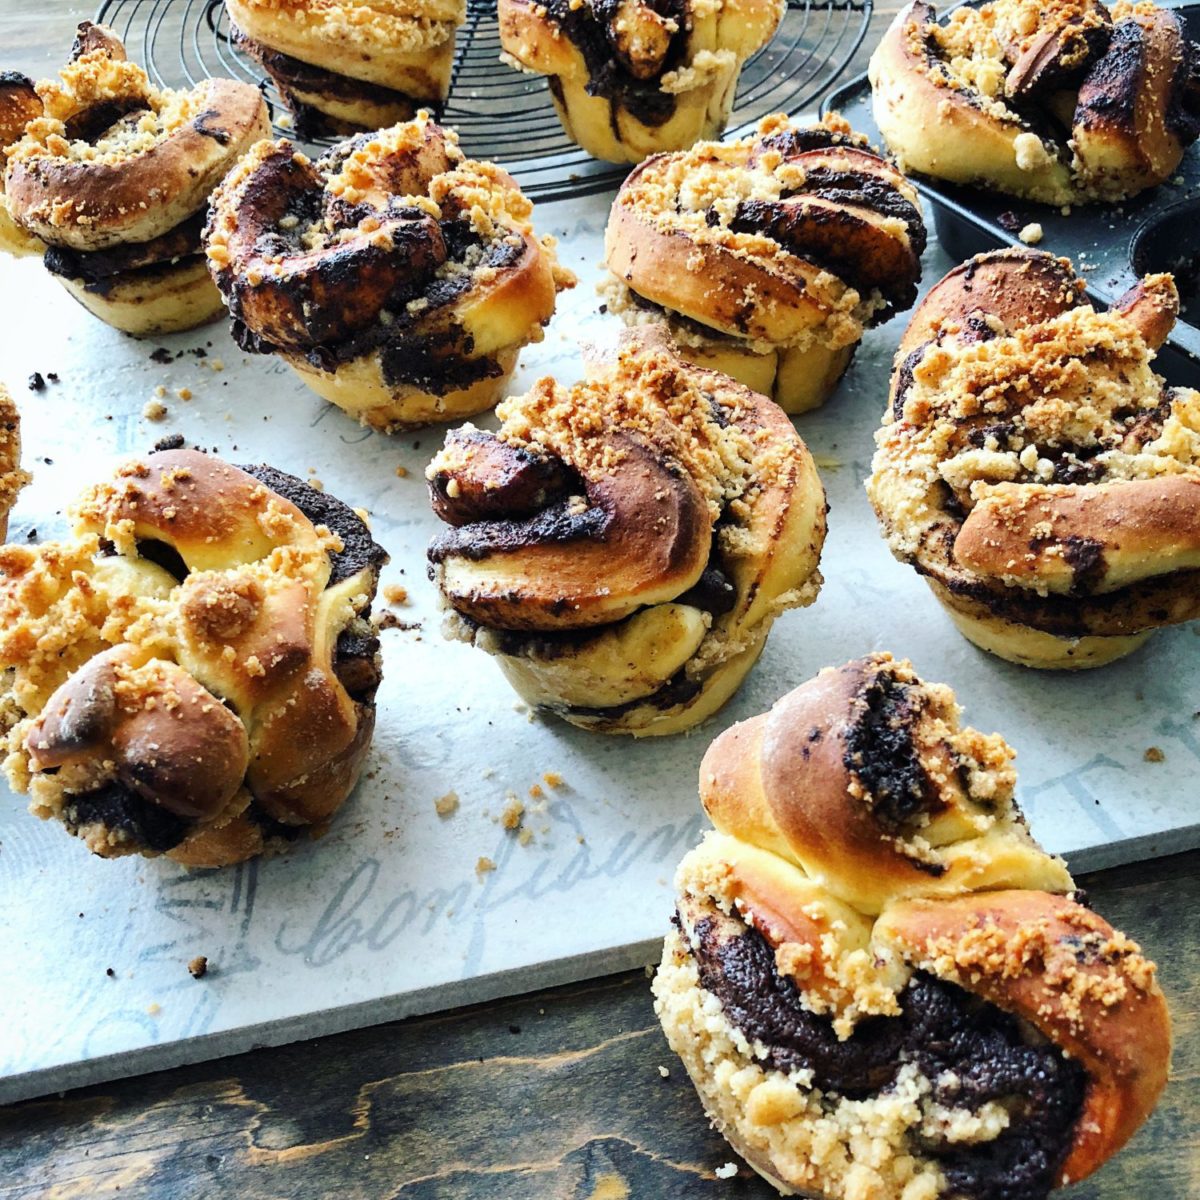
left=188, top=955, right=208, bottom=979
left=1144, top=746, right=1165, bottom=762
left=142, top=400, right=167, bottom=421
left=475, top=856, right=496, bottom=876
left=501, top=796, right=525, bottom=830
left=435, top=791, right=460, bottom=816
left=384, top=584, right=408, bottom=605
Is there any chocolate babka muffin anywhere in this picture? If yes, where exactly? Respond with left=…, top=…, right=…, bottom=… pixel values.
left=870, top=0, right=1200, bottom=204
left=226, top=0, right=465, bottom=137
left=205, top=113, right=573, bottom=430
left=604, top=114, right=926, bottom=413
left=0, top=449, right=387, bottom=867
left=0, top=23, right=269, bottom=334
left=655, top=653, right=1171, bottom=1198
left=426, top=331, right=827, bottom=736
left=869, top=248, right=1200, bottom=669
left=499, top=0, right=784, bottom=162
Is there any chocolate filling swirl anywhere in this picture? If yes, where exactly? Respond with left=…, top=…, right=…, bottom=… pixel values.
left=688, top=912, right=1088, bottom=1200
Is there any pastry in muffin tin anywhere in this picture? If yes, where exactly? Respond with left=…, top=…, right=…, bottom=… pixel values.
left=426, top=331, right=827, bottom=736
left=205, top=112, right=573, bottom=431
left=499, top=0, right=785, bottom=163
left=225, top=0, right=465, bottom=137
left=0, top=23, right=270, bottom=335
left=603, top=114, right=926, bottom=414
left=0, top=449, right=387, bottom=867
left=869, top=247, right=1200, bottom=669
left=655, top=653, right=1171, bottom=1198
left=870, top=0, right=1200, bottom=204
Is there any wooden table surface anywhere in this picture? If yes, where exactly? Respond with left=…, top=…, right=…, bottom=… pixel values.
left=1, top=3, right=1195, bottom=1198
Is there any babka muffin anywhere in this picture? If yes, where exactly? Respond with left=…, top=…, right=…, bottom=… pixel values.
left=226, top=0, right=465, bottom=137
left=869, top=248, right=1200, bottom=669
left=0, top=23, right=270, bottom=334
left=0, top=449, right=388, bottom=867
left=205, top=112, right=573, bottom=430
left=870, top=0, right=1200, bottom=204
left=499, top=0, right=784, bottom=162
left=655, top=653, right=1171, bottom=1198
left=426, top=331, right=827, bottom=736
left=604, top=114, right=926, bottom=414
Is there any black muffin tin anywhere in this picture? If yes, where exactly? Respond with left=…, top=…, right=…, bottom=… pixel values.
left=823, top=0, right=1200, bottom=387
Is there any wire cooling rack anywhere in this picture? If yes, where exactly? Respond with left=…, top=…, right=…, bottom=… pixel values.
left=93, top=0, right=872, bottom=200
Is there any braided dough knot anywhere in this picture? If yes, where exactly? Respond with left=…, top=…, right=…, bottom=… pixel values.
left=870, top=249, right=1200, bottom=668
left=659, top=653, right=1170, bottom=1196
left=0, top=450, right=386, bottom=866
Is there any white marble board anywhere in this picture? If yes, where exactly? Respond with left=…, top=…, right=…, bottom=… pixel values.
left=0, top=190, right=1197, bottom=1105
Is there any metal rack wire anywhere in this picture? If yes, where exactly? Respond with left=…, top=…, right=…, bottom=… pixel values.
left=94, top=0, right=873, bottom=201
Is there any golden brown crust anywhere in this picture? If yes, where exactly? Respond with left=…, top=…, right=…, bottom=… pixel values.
left=499, top=0, right=784, bottom=161
left=657, top=654, right=1171, bottom=1195
left=0, top=385, right=29, bottom=542
left=427, top=330, right=826, bottom=735
left=0, top=449, right=386, bottom=865
left=700, top=653, right=1072, bottom=914
left=869, top=0, right=1200, bottom=203
left=6, top=36, right=270, bottom=250
left=877, top=891, right=1171, bottom=1184
left=225, top=0, right=463, bottom=98
left=604, top=114, right=925, bottom=412
left=869, top=248, right=1200, bottom=668
left=205, top=114, right=571, bottom=430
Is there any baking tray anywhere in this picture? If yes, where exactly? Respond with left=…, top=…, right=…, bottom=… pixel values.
left=1, top=191, right=1198, bottom=1107
left=824, top=0, right=1200, bottom=387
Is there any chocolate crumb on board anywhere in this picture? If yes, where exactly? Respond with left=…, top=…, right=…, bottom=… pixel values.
left=153, top=433, right=187, bottom=452
left=46, top=372, right=59, bottom=383
left=105, top=967, right=115, bottom=977
left=374, top=612, right=421, bottom=632
left=188, top=956, right=209, bottom=979
left=27, top=373, right=44, bottom=391
left=149, top=347, right=173, bottom=365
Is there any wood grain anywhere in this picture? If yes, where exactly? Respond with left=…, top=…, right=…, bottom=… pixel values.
left=1, top=850, right=1194, bottom=1199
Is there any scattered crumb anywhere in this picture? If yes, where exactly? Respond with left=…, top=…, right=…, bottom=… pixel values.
left=209, top=358, right=224, bottom=372
left=176, top=387, right=193, bottom=401
left=143, top=400, right=168, bottom=421
left=146, top=1003, right=162, bottom=1016
left=383, top=584, right=408, bottom=606
left=435, top=791, right=460, bottom=817
left=105, top=967, right=115, bottom=977
left=714, top=1162, right=738, bottom=1180
left=149, top=347, right=172, bottom=365
left=27, top=372, right=45, bottom=392
left=188, top=956, right=208, bottom=980
left=518, top=827, right=534, bottom=846
left=475, top=856, right=496, bottom=877
left=501, top=796, right=525, bottom=830
left=153, top=433, right=186, bottom=451
left=543, top=771, right=564, bottom=788
left=529, top=783, right=544, bottom=799
left=395, top=465, right=409, bottom=478
left=374, top=612, right=421, bottom=632
left=658, top=1065, right=670, bottom=1078
left=308, top=478, right=325, bottom=492
left=1018, top=222, right=1044, bottom=245
left=154, top=384, right=167, bottom=398
left=1144, top=747, right=1165, bottom=763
